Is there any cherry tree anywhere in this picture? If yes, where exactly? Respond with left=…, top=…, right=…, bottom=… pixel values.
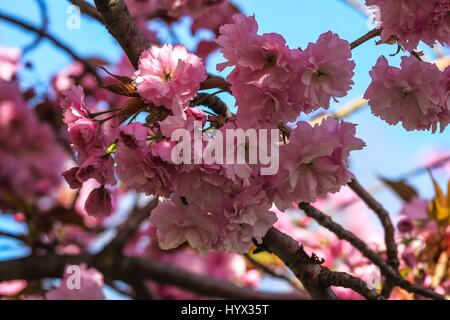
left=0, top=0, right=449, bottom=300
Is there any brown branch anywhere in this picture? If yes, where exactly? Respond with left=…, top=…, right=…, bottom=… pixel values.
left=70, top=0, right=105, bottom=24
left=261, top=228, right=336, bottom=299
left=348, top=178, right=399, bottom=297
left=318, top=269, right=382, bottom=300
left=0, top=12, right=100, bottom=79
left=23, top=0, right=49, bottom=53
left=298, top=203, right=446, bottom=300
left=350, top=28, right=382, bottom=50
left=0, top=254, right=307, bottom=300
left=93, top=0, right=152, bottom=68
left=261, top=228, right=383, bottom=300
left=192, top=93, right=232, bottom=118
left=99, top=197, right=158, bottom=258
left=0, top=231, right=25, bottom=242
left=244, top=253, right=304, bottom=292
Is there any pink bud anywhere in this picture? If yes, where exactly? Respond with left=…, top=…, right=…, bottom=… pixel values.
left=84, top=187, right=113, bottom=217
left=186, top=107, right=207, bottom=126
left=62, top=167, right=82, bottom=189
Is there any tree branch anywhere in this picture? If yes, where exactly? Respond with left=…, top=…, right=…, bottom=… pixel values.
left=0, top=254, right=307, bottom=300
left=318, top=269, right=382, bottom=300
left=350, top=28, right=382, bottom=50
left=261, top=228, right=337, bottom=299
left=0, top=12, right=100, bottom=79
left=23, top=0, right=49, bottom=54
left=348, top=178, right=399, bottom=297
left=70, top=0, right=105, bottom=24
left=99, top=197, right=158, bottom=260
left=93, top=0, right=151, bottom=68
left=298, top=203, right=446, bottom=300
left=261, top=228, right=384, bottom=300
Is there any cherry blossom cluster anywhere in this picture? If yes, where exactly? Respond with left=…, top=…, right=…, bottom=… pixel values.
left=217, top=14, right=356, bottom=128
left=365, top=56, right=450, bottom=132
left=366, top=0, right=450, bottom=51
left=61, top=13, right=364, bottom=254
left=125, top=0, right=237, bottom=60
left=0, top=47, right=66, bottom=211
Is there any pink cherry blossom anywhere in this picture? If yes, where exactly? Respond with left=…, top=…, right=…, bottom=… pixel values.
left=150, top=195, right=220, bottom=254
left=0, top=280, right=27, bottom=297
left=297, top=32, right=355, bottom=112
left=365, top=56, right=449, bottom=132
left=135, top=44, right=206, bottom=109
left=0, top=45, right=21, bottom=81
left=115, top=123, right=177, bottom=196
left=0, top=80, right=66, bottom=209
left=60, top=85, right=90, bottom=125
left=272, top=118, right=365, bottom=210
left=366, top=0, right=450, bottom=51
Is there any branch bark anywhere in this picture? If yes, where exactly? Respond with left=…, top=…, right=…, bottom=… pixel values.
left=262, top=228, right=382, bottom=300
left=70, top=0, right=106, bottom=24
left=0, top=254, right=307, bottom=300
left=348, top=178, right=399, bottom=297
left=93, top=0, right=152, bottom=68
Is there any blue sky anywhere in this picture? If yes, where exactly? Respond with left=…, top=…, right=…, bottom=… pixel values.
left=0, top=0, right=449, bottom=292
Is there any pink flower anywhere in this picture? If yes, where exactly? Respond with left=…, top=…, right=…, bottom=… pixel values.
left=76, top=154, right=116, bottom=186
left=217, top=14, right=306, bottom=128
left=216, top=14, right=260, bottom=71
left=0, top=280, right=27, bottom=297
left=364, top=56, right=448, bottom=132
left=0, top=46, right=21, bottom=81
left=135, top=44, right=206, bottom=109
left=68, top=118, right=101, bottom=152
left=62, top=167, right=82, bottom=189
left=159, top=0, right=217, bottom=18
left=273, top=118, right=365, bottom=210
left=125, top=0, right=158, bottom=19
left=45, top=264, right=104, bottom=300
left=115, top=123, right=177, bottom=196
left=150, top=195, right=220, bottom=254
left=0, top=80, right=66, bottom=209
left=219, top=189, right=277, bottom=253
left=191, top=1, right=237, bottom=35
left=84, top=187, right=113, bottom=217
left=297, top=32, right=355, bottom=112
left=60, top=85, right=89, bottom=125
left=366, top=0, right=450, bottom=51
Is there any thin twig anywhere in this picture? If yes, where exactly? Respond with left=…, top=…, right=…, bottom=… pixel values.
left=0, top=254, right=307, bottom=300
left=350, top=28, right=382, bottom=50
left=23, top=0, right=49, bottom=54
left=70, top=0, right=105, bottom=24
left=348, top=178, right=399, bottom=298
left=93, top=0, right=152, bottom=68
left=0, top=12, right=100, bottom=79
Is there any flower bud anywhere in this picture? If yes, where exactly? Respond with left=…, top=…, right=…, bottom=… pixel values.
left=84, top=187, right=113, bottom=217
